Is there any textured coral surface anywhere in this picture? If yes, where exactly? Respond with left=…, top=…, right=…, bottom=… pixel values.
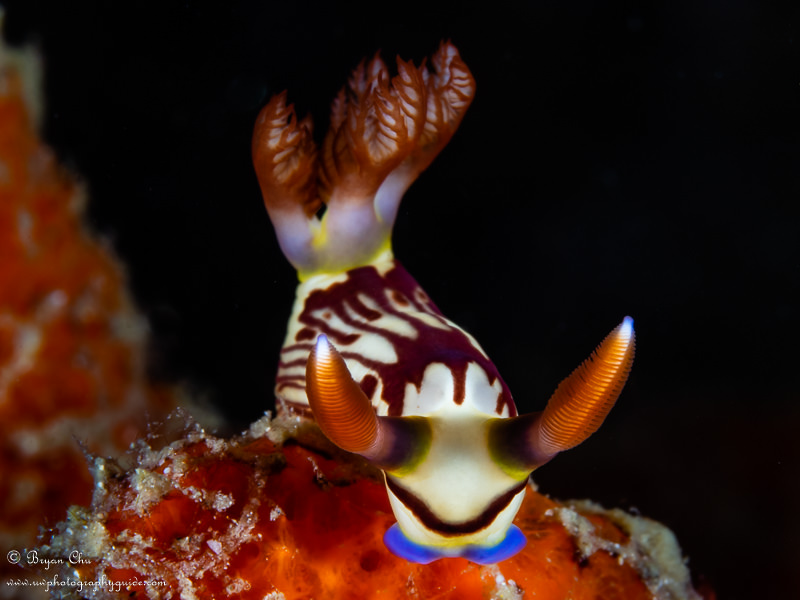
left=37, top=413, right=705, bottom=600
left=0, top=31, right=177, bottom=582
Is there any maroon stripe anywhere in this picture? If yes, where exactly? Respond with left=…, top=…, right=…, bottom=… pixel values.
left=276, top=374, right=305, bottom=382
left=283, top=261, right=516, bottom=417
left=278, top=358, right=310, bottom=369
left=385, top=477, right=527, bottom=536
left=276, top=383, right=306, bottom=394
left=282, top=342, right=315, bottom=352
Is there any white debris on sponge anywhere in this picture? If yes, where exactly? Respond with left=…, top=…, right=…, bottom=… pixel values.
left=556, top=500, right=703, bottom=600
left=38, top=410, right=270, bottom=599
left=485, top=565, right=524, bottom=600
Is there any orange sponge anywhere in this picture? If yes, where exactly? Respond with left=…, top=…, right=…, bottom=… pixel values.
left=0, top=28, right=178, bottom=570
left=39, top=412, right=708, bottom=600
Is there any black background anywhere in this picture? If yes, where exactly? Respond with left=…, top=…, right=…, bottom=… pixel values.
left=5, top=1, right=799, bottom=597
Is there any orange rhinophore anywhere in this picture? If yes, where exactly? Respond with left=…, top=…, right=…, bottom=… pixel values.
left=536, top=316, right=636, bottom=455
left=306, top=334, right=380, bottom=455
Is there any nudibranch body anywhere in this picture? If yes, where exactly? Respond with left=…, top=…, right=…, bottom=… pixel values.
left=252, top=43, right=635, bottom=564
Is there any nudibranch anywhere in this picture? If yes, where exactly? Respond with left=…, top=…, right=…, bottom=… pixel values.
left=252, top=42, right=635, bottom=564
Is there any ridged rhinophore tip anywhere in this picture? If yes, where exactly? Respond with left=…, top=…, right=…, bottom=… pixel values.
left=315, top=333, right=331, bottom=355
left=306, top=335, right=380, bottom=455
left=620, top=316, right=634, bottom=337
left=534, top=318, right=636, bottom=457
